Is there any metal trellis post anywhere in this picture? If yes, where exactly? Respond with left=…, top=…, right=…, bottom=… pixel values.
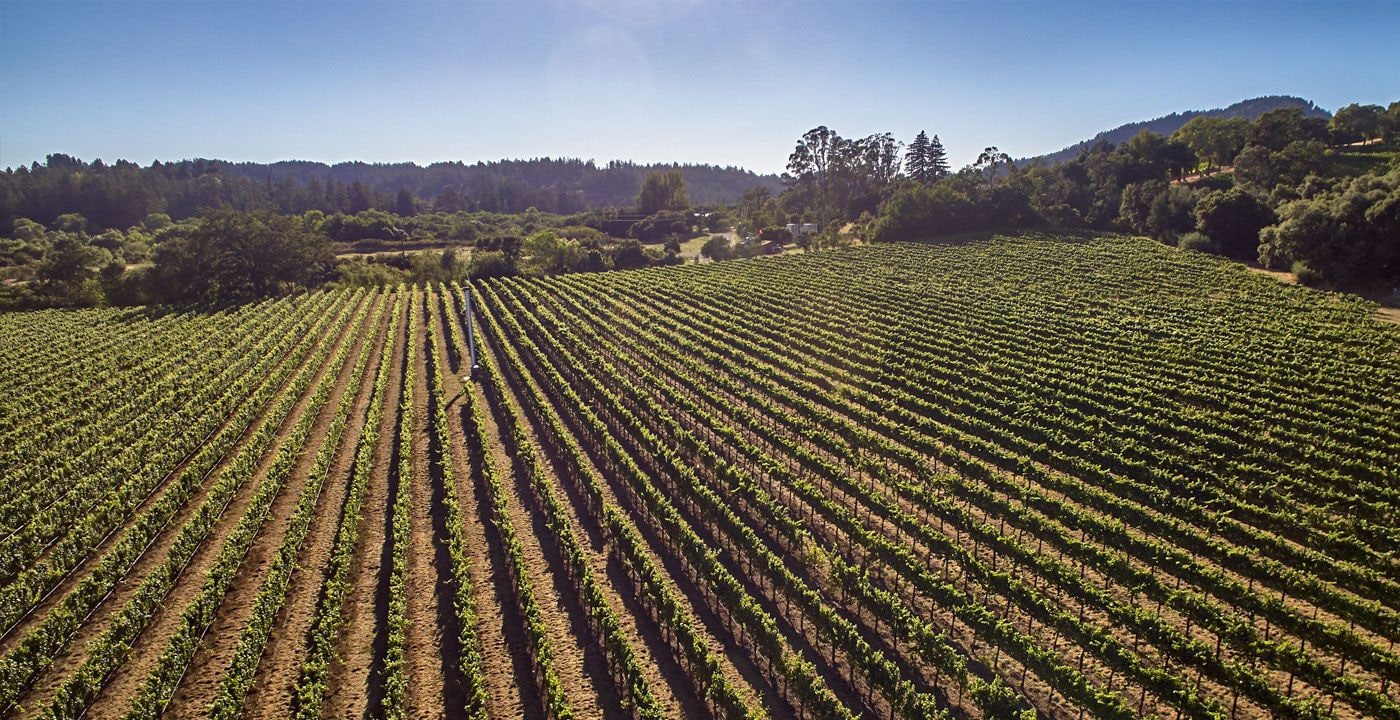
left=464, top=287, right=482, bottom=381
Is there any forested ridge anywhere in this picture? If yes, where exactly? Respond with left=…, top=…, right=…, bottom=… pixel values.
left=0, top=155, right=781, bottom=229
left=1019, top=95, right=1330, bottom=167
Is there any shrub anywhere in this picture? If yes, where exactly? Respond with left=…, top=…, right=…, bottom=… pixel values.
left=335, top=259, right=411, bottom=288
left=1292, top=260, right=1325, bottom=286
left=1194, top=187, right=1275, bottom=260
left=628, top=211, right=688, bottom=243
left=700, top=235, right=732, bottom=261
left=1178, top=232, right=1214, bottom=254
left=612, top=239, right=648, bottom=269
left=466, top=250, right=517, bottom=278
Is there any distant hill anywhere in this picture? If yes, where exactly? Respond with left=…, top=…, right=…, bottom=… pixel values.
left=1019, top=95, right=1332, bottom=167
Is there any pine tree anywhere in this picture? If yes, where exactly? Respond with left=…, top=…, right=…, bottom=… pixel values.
left=905, top=131, right=934, bottom=184
left=928, top=134, right=950, bottom=178
left=905, top=131, right=950, bottom=185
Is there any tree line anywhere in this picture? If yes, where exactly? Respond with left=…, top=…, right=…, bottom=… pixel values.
left=0, top=156, right=780, bottom=231
left=763, top=102, right=1399, bottom=288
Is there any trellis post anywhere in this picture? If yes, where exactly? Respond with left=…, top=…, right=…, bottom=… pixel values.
left=464, top=287, right=482, bottom=380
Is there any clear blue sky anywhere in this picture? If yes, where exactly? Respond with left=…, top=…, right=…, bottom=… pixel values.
left=2, top=0, right=1397, bottom=175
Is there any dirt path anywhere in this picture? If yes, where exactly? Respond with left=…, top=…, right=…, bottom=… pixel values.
left=401, top=293, right=462, bottom=719
left=464, top=377, right=608, bottom=720
left=435, top=364, right=531, bottom=717
left=1243, top=262, right=1400, bottom=325
left=325, top=296, right=408, bottom=720
left=1172, top=164, right=1234, bottom=184
left=12, top=296, right=368, bottom=719
left=241, top=300, right=393, bottom=720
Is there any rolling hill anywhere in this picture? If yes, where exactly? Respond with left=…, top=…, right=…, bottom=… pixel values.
left=1019, top=95, right=1331, bottom=166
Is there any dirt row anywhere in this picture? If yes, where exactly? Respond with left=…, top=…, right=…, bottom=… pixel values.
left=475, top=281, right=839, bottom=719
left=242, top=296, right=394, bottom=720
left=157, top=294, right=391, bottom=719
left=324, top=295, right=407, bottom=720
left=9, top=293, right=373, bottom=718
left=466, top=325, right=696, bottom=720
left=467, top=283, right=785, bottom=718
left=428, top=297, right=531, bottom=720
left=457, top=304, right=708, bottom=719
left=85, top=294, right=384, bottom=719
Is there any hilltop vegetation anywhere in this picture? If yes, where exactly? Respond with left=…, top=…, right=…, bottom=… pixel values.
left=1, top=234, right=1395, bottom=719
left=715, top=99, right=1397, bottom=294
left=1018, top=95, right=1330, bottom=167
left=856, top=102, right=1400, bottom=289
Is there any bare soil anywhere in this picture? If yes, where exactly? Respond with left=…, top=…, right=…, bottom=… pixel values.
left=450, top=388, right=536, bottom=720
left=117, top=296, right=382, bottom=720
left=464, top=375, right=610, bottom=720
left=401, top=295, right=466, bottom=719
left=436, top=289, right=549, bottom=720
left=1172, top=165, right=1235, bottom=184
left=324, top=296, right=408, bottom=720
left=241, top=298, right=393, bottom=720
left=1244, top=264, right=1400, bottom=325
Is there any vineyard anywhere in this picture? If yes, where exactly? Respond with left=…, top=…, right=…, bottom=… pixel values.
left=0, top=233, right=1396, bottom=720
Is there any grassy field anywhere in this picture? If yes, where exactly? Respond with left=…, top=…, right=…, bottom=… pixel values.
left=0, top=233, right=1395, bottom=720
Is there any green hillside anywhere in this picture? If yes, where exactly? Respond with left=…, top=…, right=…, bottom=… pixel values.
left=1021, top=95, right=1330, bottom=166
